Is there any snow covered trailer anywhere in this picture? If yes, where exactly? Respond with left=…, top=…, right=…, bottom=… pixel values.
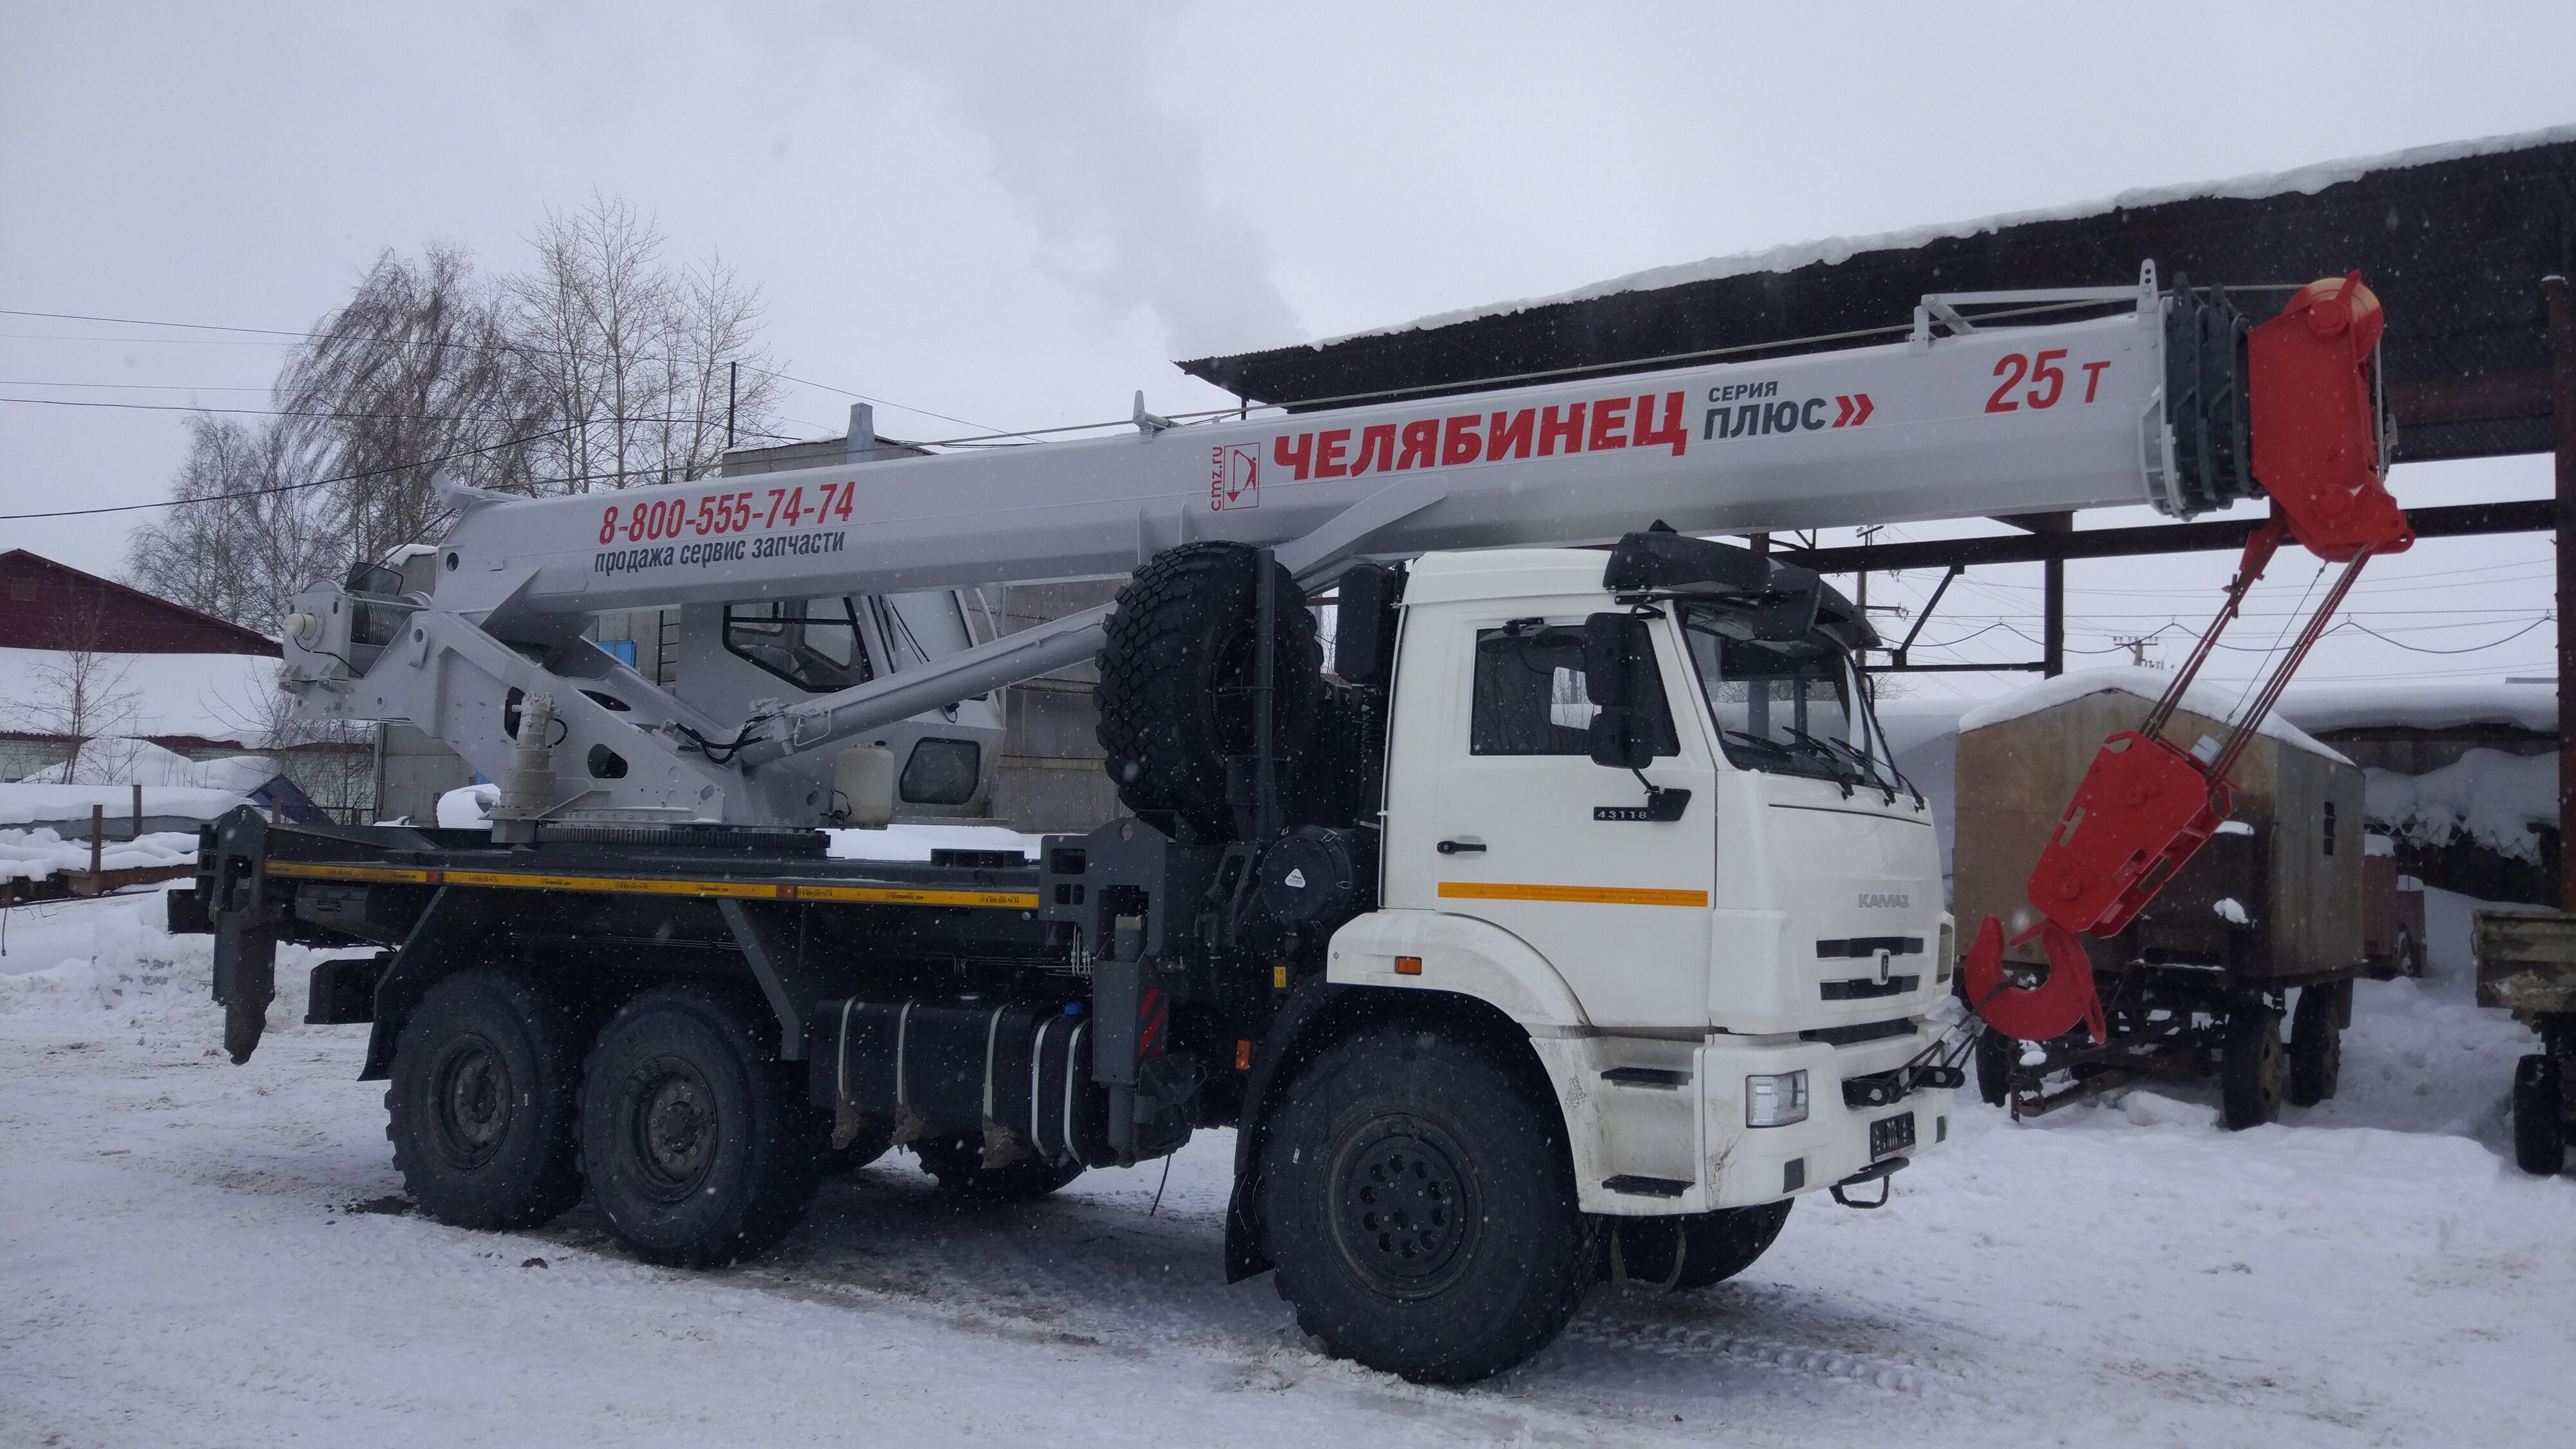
left=1954, top=680, right=2369, bottom=1128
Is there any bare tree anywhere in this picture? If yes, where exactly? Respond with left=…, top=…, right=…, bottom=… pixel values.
left=279, top=243, right=552, bottom=561
left=14, top=603, right=140, bottom=784
left=124, top=414, right=338, bottom=632
left=509, top=193, right=780, bottom=490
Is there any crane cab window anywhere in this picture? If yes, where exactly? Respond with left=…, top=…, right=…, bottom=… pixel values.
left=872, top=590, right=975, bottom=673
left=724, top=597, right=871, bottom=692
left=1469, top=624, right=1674, bottom=756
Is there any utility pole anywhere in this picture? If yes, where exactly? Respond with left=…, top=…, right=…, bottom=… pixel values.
left=726, top=360, right=739, bottom=451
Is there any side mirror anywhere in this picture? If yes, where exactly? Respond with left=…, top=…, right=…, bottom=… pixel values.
left=1583, top=613, right=1656, bottom=770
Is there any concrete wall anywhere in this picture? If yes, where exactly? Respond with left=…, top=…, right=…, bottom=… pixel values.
left=374, top=723, right=477, bottom=826
left=990, top=579, right=1127, bottom=835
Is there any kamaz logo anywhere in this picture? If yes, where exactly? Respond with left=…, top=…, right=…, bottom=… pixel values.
left=1857, top=893, right=1911, bottom=909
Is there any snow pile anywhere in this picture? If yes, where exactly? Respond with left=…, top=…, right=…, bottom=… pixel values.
left=0, top=828, right=199, bottom=884
left=435, top=782, right=500, bottom=828
left=433, top=784, right=1051, bottom=861
left=0, top=783, right=254, bottom=828
left=12, top=737, right=278, bottom=790
left=2279, top=682, right=2555, bottom=736
left=2365, top=748, right=2556, bottom=863
left=1956, top=667, right=2351, bottom=763
left=1295, top=126, right=2576, bottom=350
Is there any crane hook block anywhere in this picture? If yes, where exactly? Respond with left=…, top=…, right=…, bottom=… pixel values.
left=1959, top=914, right=2108, bottom=1045
left=2026, top=731, right=2237, bottom=942
left=2246, top=274, right=2414, bottom=562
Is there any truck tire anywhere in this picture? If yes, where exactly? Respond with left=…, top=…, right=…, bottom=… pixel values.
left=580, top=986, right=822, bottom=1267
left=2219, top=1003, right=2285, bottom=1130
left=1095, top=543, right=1323, bottom=837
left=386, top=967, right=587, bottom=1231
left=2512, top=1054, right=2566, bottom=1175
left=2287, top=983, right=2344, bottom=1107
left=1603, top=1200, right=1794, bottom=1290
left=1262, top=1025, right=1593, bottom=1384
left=1973, top=1023, right=2016, bottom=1108
left=913, top=1132, right=1086, bottom=1202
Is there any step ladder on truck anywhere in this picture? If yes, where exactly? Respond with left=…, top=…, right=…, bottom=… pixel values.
left=180, top=263, right=2406, bottom=1382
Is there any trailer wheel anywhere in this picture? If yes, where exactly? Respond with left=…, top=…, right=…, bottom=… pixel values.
left=1972, top=1024, right=2017, bottom=1108
left=386, top=967, right=587, bottom=1230
left=1095, top=543, right=1323, bottom=837
left=2219, top=1003, right=2285, bottom=1130
left=913, top=1133, right=1086, bottom=1202
left=580, top=986, right=822, bottom=1267
left=1263, top=1025, right=1593, bottom=1384
left=1603, top=1199, right=1794, bottom=1290
left=2396, top=928, right=2422, bottom=979
left=2512, top=1054, right=2566, bottom=1176
left=2287, top=983, right=2344, bottom=1107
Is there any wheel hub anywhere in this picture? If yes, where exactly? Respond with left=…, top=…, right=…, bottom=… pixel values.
left=433, top=1039, right=511, bottom=1166
left=1333, top=1123, right=1471, bottom=1294
left=636, top=1069, right=715, bottom=1193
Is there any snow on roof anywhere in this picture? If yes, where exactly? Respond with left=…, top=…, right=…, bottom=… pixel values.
left=2276, top=683, right=2555, bottom=736
left=1956, top=667, right=2351, bottom=765
left=0, top=647, right=279, bottom=746
left=1303, top=126, right=2576, bottom=350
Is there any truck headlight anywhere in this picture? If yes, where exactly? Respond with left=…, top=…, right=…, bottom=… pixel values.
left=1746, top=1070, right=1809, bottom=1127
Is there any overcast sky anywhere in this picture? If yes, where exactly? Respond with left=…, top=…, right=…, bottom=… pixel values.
left=3, top=1, right=2570, bottom=704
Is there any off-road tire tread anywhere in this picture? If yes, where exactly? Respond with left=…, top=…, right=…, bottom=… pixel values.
left=384, top=967, right=587, bottom=1230
left=1095, top=543, right=1323, bottom=835
left=580, top=985, right=824, bottom=1267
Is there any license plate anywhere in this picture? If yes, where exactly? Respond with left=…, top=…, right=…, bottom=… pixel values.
left=1870, top=1112, right=1917, bottom=1160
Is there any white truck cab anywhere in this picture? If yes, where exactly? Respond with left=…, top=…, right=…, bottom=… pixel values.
left=1334, top=544, right=1953, bottom=1216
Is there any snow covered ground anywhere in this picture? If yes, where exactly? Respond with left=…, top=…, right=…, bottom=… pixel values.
left=4, top=889, right=2572, bottom=1446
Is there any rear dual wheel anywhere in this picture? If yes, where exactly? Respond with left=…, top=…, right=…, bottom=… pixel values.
left=386, top=968, right=587, bottom=1230
left=580, top=986, right=824, bottom=1267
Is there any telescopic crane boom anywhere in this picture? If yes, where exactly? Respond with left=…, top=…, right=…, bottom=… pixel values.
left=278, top=262, right=2387, bottom=838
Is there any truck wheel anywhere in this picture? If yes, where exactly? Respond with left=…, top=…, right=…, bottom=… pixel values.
left=1604, top=1200, right=1794, bottom=1290
left=1263, top=1025, right=1593, bottom=1384
left=1973, top=1024, right=2016, bottom=1108
left=2512, top=1054, right=2566, bottom=1175
left=386, top=967, right=587, bottom=1230
left=2219, top=1005, right=2285, bottom=1131
left=580, top=986, right=822, bottom=1267
left=2287, top=984, right=2344, bottom=1107
left=913, top=1132, right=1086, bottom=1202
left=1095, top=542, right=1323, bottom=837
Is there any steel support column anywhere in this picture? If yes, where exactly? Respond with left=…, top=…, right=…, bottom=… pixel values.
left=2547, top=276, right=2575, bottom=909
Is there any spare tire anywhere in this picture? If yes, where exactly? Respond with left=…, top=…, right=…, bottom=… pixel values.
left=1096, top=544, right=1322, bottom=837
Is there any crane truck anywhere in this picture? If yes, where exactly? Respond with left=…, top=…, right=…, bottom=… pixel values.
left=180, top=263, right=2404, bottom=1383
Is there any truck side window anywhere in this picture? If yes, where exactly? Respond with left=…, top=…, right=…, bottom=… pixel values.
left=724, top=597, right=872, bottom=692
left=1470, top=625, right=1674, bottom=757
left=872, top=590, right=976, bottom=673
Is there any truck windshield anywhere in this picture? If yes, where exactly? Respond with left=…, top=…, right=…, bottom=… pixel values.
left=1679, top=604, right=1902, bottom=793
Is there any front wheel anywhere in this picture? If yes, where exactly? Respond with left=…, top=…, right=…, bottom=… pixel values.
left=2220, top=1003, right=2285, bottom=1131
left=1604, top=1198, right=1794, bottom=1290
left=580, top=987, right=822, bottom=1267
left=2512, top=1054, right=2566, bottom=1176
left=1263, top=1025, right=1593, bottom=1384
left=2287, top=982, right=2344, bottom=1107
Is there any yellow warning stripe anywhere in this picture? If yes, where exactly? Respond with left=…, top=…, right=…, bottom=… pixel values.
left=263, top=859, right=1036, bottom=910
left=1438, top=880, right=1710, bottom=909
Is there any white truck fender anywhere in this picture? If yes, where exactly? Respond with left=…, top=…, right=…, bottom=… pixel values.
left=1326, top=909, right=1589, bottom=1029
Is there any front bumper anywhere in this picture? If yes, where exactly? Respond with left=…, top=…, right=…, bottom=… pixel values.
left=1698, top=1027, right=1954, bottom=1209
